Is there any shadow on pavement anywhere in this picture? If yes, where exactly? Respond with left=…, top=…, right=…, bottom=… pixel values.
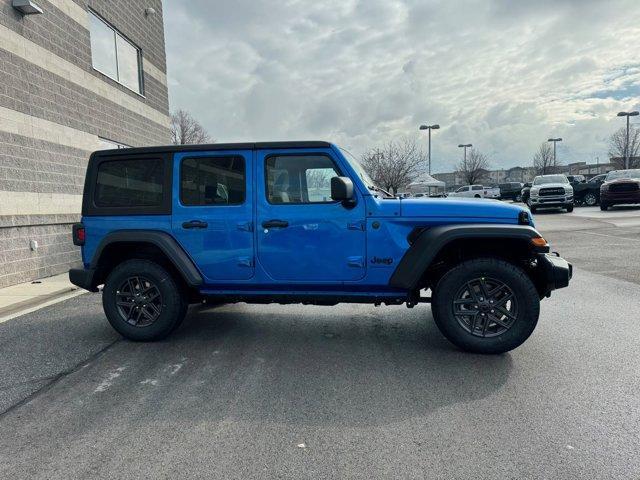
left=0, top=302, right=515, bottom=472
left=102, top=304, right=515, bottom=428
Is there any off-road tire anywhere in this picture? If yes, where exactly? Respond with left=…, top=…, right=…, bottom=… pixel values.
left=102, top=259, right=188, bottom=341
left=431, top=257, right=540, bottom=354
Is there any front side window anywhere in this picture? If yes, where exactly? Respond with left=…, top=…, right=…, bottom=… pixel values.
left=266, top=155, right=341, bottom=204
left=95, top=158, right=163, bottom=207
left=181, top=156, right=245, bottom=206
left=89, top=11, right=142, bottom=94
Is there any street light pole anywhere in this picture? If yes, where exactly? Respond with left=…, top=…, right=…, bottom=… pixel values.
left=617, top=111, right=639, bottom=169
left=419, top=124, right=440, bottom=175
left=547, top=138, right=562, bottom=167
left=458, top=143, right=472, bottom=164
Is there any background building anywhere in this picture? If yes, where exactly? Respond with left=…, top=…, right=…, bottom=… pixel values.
left=0, top=0, right=170, bottom=287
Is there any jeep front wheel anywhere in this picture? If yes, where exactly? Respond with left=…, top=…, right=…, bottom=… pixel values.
left=431, top=258, right=540, bottom=354
left=102, top=259, right=188, bottom=341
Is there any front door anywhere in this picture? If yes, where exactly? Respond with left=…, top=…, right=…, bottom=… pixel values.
left=172, top=150, right=254, bottom=282
left=256, top=150, right=366, bottom=282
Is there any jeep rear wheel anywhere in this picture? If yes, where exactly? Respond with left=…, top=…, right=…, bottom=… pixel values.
left=431, top=258, right=540, bottom=354
left=103, top=259, right=188, bottom=341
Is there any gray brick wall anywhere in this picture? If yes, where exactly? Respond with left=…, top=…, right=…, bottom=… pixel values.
left=0, top=0, right=169, bottom=115
left=0, top=48, right=169, bottom=148
left=0, top=222, right=81, bottom=288
left=0, top=0, right=170, bottom=288
left=0, top=131, right=88, bottom=195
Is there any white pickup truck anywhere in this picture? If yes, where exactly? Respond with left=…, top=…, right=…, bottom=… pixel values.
left=447, top=184, right=501, bottom=199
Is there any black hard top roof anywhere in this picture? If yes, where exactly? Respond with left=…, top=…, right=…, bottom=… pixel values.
left=93, top=141, right=333, bottom=157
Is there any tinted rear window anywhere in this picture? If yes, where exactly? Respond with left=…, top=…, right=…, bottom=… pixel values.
left=95, top=158, right=164, bottom=207
left=180, top=156, right=246, bottom=206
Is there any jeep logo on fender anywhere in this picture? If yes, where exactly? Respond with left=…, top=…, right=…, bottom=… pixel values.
left=371, top=256, right=393, bottom=265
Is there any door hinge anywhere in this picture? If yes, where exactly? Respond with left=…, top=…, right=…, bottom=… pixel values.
left=237, top=256, right=254, bottom=267
left=347, top=221, right=365, bottom=231
left=237, top=221, right=253, bottom=232
left=347, top=256, right=364, bottom=268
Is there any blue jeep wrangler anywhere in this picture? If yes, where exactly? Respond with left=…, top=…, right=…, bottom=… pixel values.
left=70, top=142, right=571, bottom=354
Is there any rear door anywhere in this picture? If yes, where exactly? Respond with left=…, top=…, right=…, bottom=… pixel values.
left=255, top=149, right=367, bottom=282
left=171, top=150, right=254, bottom=282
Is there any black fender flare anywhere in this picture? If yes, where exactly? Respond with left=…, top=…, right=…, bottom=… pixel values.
left=388, top=224, right=543, bottom=290
left=89, top=230, right=203, bottom=287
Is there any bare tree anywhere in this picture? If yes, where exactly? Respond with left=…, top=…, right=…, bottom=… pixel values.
left=360, top=138, right=424, bottom=194
left=457, top=148, right=489, bottom=185
left=608, top=126, right=640, bottom=169
left=171, top=109, right=211, bottom=145
left=532, top=142, right=559, bottom=175
left=306, top=169, right=331, bottom=189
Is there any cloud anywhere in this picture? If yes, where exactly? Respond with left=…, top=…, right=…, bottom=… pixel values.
left=164, top=0, right=640, bottom=172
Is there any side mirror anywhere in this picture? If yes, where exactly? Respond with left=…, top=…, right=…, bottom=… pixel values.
left=331, top=176, right=355, bottom=206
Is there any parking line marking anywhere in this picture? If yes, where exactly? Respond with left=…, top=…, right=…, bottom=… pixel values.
left=577, top=230, right=640, bottom=242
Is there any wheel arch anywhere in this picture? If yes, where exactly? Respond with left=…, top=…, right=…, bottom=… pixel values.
left=89, top=230, right=203, bottom=290
left=389, top=224, right=547, bottom=292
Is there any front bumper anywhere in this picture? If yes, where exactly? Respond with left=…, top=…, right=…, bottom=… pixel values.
left=601, top=191, right=640, bottom=205
left=537, top=253, right=572, bottom=295
left=530, top=195, right=573, bottom=206
left=69, top=268, right=99, bottom=292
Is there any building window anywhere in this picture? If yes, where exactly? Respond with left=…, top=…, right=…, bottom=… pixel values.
left=95, top=158, right=164, bottom=207
left=89, top=11, right=143, bottom=95
left=180, top=156, right=246, bottom=206
left=97, top=137, right=131, bottom=150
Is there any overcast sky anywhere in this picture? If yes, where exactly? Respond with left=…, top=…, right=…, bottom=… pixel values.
left=164, top=0, right=640, bottom=173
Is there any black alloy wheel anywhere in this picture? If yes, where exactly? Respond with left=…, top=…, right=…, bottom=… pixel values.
left=452, top=277, right=518, bottom=338
left=116, top=276, right=163, bottom=327
left=431, top=257, right=540, bottom=354
left=102, top=259, right=188, bottom=341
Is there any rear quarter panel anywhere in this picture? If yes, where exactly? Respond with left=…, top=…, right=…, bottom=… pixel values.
left=81, top=216, right=172, bottom=267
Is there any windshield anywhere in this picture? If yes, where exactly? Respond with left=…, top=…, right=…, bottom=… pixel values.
left=606, top=169, right=640, bottom=181
left=337, top=146, right=377, bottom=190
left=533, top=175, right=568, bottom=185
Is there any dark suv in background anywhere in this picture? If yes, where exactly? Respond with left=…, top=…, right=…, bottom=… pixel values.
left=572, top=174, right=606, bottom=206
left=498, top=182, right=525, bottom=202
left=600, top=169, right=640, bottom=210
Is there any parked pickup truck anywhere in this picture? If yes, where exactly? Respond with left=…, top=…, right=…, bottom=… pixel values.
left=498, top=182, right=525, bottom=202
left=69, top=141, right=571, bottom=354
left=448, top=184, right=501, bottom=199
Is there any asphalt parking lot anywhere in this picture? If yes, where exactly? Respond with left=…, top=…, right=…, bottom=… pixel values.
left=1, top=206, right=639, bottom=479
